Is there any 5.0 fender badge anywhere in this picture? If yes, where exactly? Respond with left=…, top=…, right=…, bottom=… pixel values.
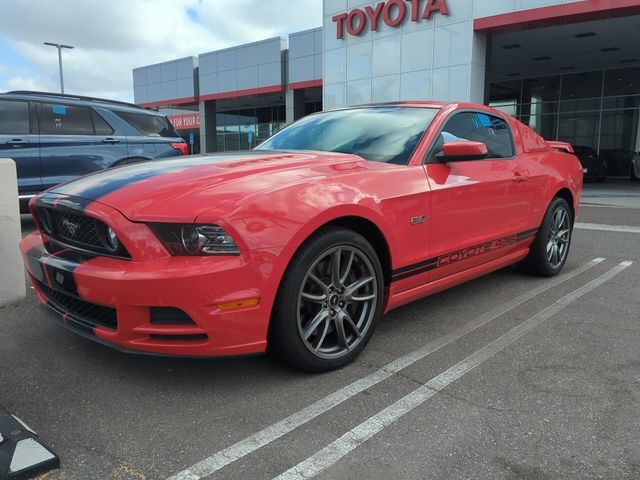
left=411, top=215, right=427, bottom=225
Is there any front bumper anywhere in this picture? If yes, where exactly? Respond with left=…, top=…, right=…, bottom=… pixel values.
left=20, top=232, right=278, bottom=357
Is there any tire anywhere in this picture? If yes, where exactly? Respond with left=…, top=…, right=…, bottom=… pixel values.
left=631, top=164, right=640, bottom=182
left=268, top=227, right=384, bottom=372
left=519, top=197, right=573, bottom=277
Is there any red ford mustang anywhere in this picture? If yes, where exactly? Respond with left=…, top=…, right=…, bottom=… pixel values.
left=20, top=102, right=583, bottom=371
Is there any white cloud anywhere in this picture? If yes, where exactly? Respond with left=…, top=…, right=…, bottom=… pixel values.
left=0, top=0, right=322, bottom=101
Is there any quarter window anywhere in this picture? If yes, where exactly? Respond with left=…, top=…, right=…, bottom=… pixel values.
left=0, top=100, right=30, bottom=134
left=433, top=112, right=515, bottom=160
left=39, top=103, right=94, bottom=135
left=91, top=110, right=114, bottom=135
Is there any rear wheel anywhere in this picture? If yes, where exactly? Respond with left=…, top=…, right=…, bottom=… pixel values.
left=631, top=164, right=639, bottom=181
left=519, top=197, right=573, bottom=277
left=268, top=227, right=383, bottom=372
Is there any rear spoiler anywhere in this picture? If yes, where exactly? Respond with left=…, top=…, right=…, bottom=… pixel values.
left=546, top=141, right=575, bottom=154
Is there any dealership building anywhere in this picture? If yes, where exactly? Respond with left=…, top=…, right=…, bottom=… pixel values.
left=133, top=0, right=640, bottom=167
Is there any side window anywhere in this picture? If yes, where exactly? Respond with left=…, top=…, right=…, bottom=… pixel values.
left=39, top=103, right=94, bottom=135
left=433, top=112, right=515, bottom=160
left=114, top=111, right=177, bottom=138
left=91, top=110, right=114, bottom=135
left=0, top=100, right=30, bottom=134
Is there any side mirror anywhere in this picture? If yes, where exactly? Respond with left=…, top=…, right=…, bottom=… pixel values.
left=441, top=141, right=488, bottom=161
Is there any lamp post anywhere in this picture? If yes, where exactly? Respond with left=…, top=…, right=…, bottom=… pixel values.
left=43, top=42, right=74, bottom=93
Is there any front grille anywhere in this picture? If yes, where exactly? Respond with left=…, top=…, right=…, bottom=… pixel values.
left=53, top=210, right=103, bottom=247
left=37, top=280, right=117, bottom=330
left=37, top=207, right=130, bottom=259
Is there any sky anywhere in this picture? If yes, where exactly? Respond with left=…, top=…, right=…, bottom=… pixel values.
left=0, top=0, right=323, bottom=102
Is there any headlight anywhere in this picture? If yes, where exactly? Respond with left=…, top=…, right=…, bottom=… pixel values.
left=106, top=227, right=119, bottom=250
left=150, top=223, right=240, bottom=256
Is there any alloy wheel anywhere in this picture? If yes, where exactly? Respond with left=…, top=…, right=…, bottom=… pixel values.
left=296, top=245, right=378, bottom=360
left=546, top=206, right=571, bottom=269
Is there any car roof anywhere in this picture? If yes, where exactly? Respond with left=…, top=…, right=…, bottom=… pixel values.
left=326, top=101, right=509, bottom=116
left=0, top=90, right=163, bottom=115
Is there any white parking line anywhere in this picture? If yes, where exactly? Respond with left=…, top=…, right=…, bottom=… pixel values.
left=575, top=222, right=640, bottom=234
left=167, top=258, right=604, bottom=480
left=274, top=261, right=633, bottom=480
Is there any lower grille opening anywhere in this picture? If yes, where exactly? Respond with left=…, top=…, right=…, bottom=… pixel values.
left=150, top=307, right=195, bottom=325
left=37, top=280, right=117, bottom=330
left=149, top=334, right=208, bottom=342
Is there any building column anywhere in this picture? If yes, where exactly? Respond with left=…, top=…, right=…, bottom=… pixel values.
left=199, top=99, right=217, bottom=153
left=285, top=88, right=307, bottom=124
left=470, top=31, right=488, bottom=104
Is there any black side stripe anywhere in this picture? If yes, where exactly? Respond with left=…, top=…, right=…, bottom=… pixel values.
left=392, top=228, right=538, bottom=283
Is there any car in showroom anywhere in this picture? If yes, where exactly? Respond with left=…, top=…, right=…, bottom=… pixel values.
left=572, top=146, right=607, bottom=182
left=600, top=148, right=635, bottom=177
left=0, top=91, right=188, bottom=212
left=20, top=102, right=583, bottom=372
left=630, top=152, right=640, bottom=181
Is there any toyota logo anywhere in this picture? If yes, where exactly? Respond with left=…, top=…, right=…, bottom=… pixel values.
left=62, top=219, right=80, bottom=236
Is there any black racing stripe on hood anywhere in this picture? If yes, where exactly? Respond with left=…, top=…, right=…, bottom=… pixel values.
left=35, top=193, right=93, bottom=213
left=49, top=151, right=277, bottom=201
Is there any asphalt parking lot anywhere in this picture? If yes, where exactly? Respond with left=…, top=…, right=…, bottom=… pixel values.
left=1, top=180, right=639, bottom=480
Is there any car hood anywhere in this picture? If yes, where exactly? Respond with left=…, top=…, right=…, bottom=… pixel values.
left=48, top=150, right=378, bottom=222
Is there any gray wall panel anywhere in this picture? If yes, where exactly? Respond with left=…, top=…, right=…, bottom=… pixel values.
left=177, top=58, right=195, bottom=78
left=147, top=83, right=162, bottom=100
left=161, top=62, right=177, bottom=80
left=177, top=77, right=195, bottom=98
left=199, top=53, right=218, bottom=75
left=161, top=80, right=178, bottom=100
left=237, top=44, right=258, bottom=68
left=217, top=50, right=237, bottom=72
left=199, top=73, right=218, bottom=94
left=198, top=36, right=285, bottom=96
left=133, top=56, right=197, bottom=104
left=218, top=70, right=238, bottom=93
left=146, top=65, right=163, bottom=84
left=258, top=62, right=282, bottom=87
left=257, top=38, right=282, bottom=65
left=237, top=66, right=259, bottom=90
left=290, top=56, right=315, bottom=82
left=132, top=68, right=146, bottom=86
left=289, top=27, right=323, bottom=84
left=134, top=85, right=147, bottom=103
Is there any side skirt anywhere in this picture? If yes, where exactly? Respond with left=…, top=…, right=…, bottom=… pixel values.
left=385, top=248, right=529, bottom=312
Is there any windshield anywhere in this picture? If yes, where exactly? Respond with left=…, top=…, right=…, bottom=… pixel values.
left=256, top=107, right=438, bottom=165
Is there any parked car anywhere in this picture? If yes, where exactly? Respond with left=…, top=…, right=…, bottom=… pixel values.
left=20, top=102, right=583, bottom=372
left=600, top=149, right=635, bottom=177
left=631, top=152, right=640, bottom=181
left=0, top=91, right=188, bottom=212
left=573, top=146, right=607, bottom=182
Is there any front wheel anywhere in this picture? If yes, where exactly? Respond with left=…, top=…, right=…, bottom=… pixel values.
left=268, top=227, right=384, bottom=372
left=519, top=197, right=573, bottom=277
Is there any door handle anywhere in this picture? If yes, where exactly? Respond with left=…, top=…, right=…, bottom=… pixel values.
left=102, top=137, right=120, bottom=144
left=6, top=139, right=29, bottom=146
left=512, top=172, right=528, bottom=183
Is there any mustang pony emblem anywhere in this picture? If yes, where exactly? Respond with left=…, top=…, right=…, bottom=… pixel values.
left=62, top=219, right=80, bottom=236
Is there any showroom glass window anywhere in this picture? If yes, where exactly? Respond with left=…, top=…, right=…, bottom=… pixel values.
left=0, top=100, right=30, bottom=134
left=216, top=105, right=286, bottom=152
left=489, top=66, right=640, bottom=161
left=257, top=107, right=438, bottom=165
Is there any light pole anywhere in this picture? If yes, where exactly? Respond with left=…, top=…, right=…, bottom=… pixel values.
left=43, top=42, right=74, bottom=93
